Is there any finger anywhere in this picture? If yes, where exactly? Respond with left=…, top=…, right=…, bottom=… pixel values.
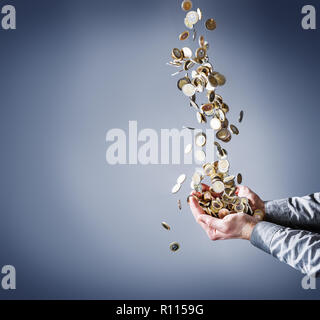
left=198, top=214, right=227, bottom=232
left=189, top=196, right=205, bottom=221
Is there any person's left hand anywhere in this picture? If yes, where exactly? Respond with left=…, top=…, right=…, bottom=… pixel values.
left=189, top=184, right=258, bottom=241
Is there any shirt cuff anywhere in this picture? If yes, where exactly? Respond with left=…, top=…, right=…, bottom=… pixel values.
left=264, top=198, right=291, bottom=224
left=250, top=221, right=283, bottom=254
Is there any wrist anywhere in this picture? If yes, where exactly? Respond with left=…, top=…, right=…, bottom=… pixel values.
left=242, top=220, right=258, bottom=240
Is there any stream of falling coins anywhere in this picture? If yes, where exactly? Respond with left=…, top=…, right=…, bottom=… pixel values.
left=163, top=1, right=264, bottom=252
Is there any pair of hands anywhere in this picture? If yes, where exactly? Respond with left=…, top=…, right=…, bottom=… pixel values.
left=189, top=184, right=265, bottom=241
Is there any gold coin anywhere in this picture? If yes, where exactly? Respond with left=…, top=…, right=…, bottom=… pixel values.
left=162, top=222, right=171, bottom=230
left=179, top=30, right=190, bottom=41
left=196, top=47, right=207, bottom=60
left=205, top=18, right=217, bottom=30
left=237, top=173, right=242, bottom=184
left=181, top=0, right=192, bottom=11
left=171, top=48, right=183, bottom=60
left=183, top=60, right=194, bottom=71
left=201, top=103, right=214, bottom=116
left=207, top=90, right=215, bottom=103
left=218, top=159, right=229, bottom=173
left=199, top=35, right=204, bottom=47
left=169, top=242, right=180, bottom=252
left=214, top=73, right=226, bottom=86
left=230, top=124, right=239, bottom=135
left=177, top=77, right=190, bottom=91
left=221, top=103, right=229, bottom=113
left=208, top=74, right=218, bottom=87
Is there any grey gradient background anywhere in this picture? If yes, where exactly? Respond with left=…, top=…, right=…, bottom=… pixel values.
left=0, top=0, right=320, bottom=299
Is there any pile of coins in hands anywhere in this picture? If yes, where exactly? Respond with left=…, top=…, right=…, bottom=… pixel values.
left=163, top=1, right=263, bottom=251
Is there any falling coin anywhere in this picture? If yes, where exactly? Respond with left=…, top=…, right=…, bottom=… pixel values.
left=197, top=8, right=202, bottom=20
left=171, top=184, right=181, bottom=194
left=178, top=200, right=182, bottom=210
left=169, top=242, right=180, bottom=252
left=182, top=47, right=193, bottom=58
left=230, top=124, right=239, bottom=135
left=181, top=0, right=192, bottom=11
left=205, top=18, right=217, bottom=30
left=195, top=132, right=207, bottom=147
left=238, top=110, right=244, bottom=123
left=182, top=83, right=196, bottom=97
left=186, top=11, right=199, bottom=25
left=210, top=117, right=222, bottom=130
left=179, top=30, right=190, bottom=41
left=237, top=173, right=242, bottom=184
left=177, top=174, right=186, bottom=185
left=184, top=144, right=192, bottom=154
left=162, top=222, right=171, bottom=230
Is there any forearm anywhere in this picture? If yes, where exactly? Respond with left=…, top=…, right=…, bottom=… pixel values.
left=264, top=193, right=320, bottom=233
left=250, top=221, right=320, bottom=276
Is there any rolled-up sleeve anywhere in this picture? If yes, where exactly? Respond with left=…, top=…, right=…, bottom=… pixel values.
left=250, top=221, right=320, bottom=276
left=264, top=193, right=320, bottom=233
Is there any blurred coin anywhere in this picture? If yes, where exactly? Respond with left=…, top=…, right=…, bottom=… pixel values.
left=207, top=90, right=215, bottom=103
left=195, top=132, right=207, bottom=147
left=238, top=110, right=244, bottom=123
left=230, top=124, right=239, bottom=135
left=190, top=99, right=199, bottom=110
left=184, top=17, right=193, bottom=29
left=186, top=11, right=199, bottom=25
left=181, top=0, right=192, bottom=11
left=199, top=35, right=204, bottom=47
left=177, top=174, right=186, bottom=185
left=212, top=180, right=224, bottom=193
left=208, top=74, right=218, bottom=87
left=169, top=242, right=180, bottom=252
left=182, top=47, right=192, bottom=58
left=214, top=73, right=226, bottom=86
left=218, top=159, right=229, bottom=173
left=178, top=200, right=182, bottom=210
left=201, top=103, right=214, bottom=116
left=179, top=30, right=190, bottom=41
left=196, top=47, right=207, bottom=60
left=197, top=8, right=202, bottom=20
left=210, top=117, right=222, bottom=130
left=205, top=18, right=217, bottom=30
left=171, top=184, right=181, bottom=194
left=162, top=222, right=171, bottom=230
left=171, top=48, right=183, bottom=60
left=182, top=83, right=196, bottom=97
left=185, top=143, right=192, bottom=154
left=237, top=173, right=242, bottom=184
left=177, top=77, right=190, bottom=91
left=195, top=150, right=206, bottom=162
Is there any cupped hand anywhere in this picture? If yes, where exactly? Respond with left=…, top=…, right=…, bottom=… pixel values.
left=189, top=184, right=258, bottom=241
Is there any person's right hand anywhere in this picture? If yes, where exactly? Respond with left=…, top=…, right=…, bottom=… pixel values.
left=236, top=186, right=265, bottom=213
